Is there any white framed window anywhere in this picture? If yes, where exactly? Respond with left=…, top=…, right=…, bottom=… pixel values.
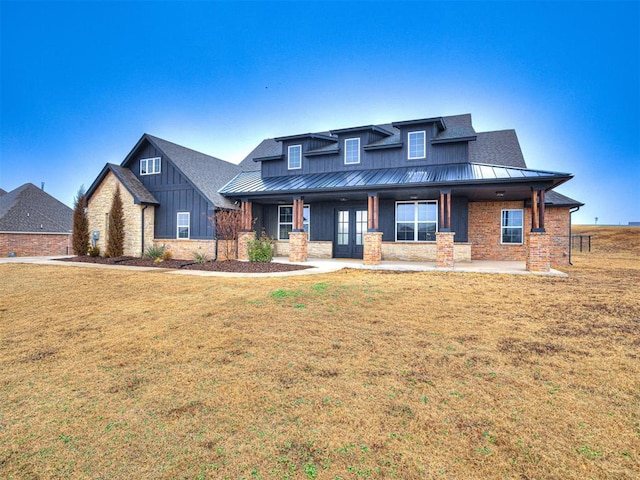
left=278, top=204, right=309, bottom=240
left=501, top=209, right=523, bottom=244
left=408, top=131, right=426, bottom=160
left=288, top=145, right=302, bottom=170
left=344, top=138, right=360, bottom=165
left=395, top=200, right=437, bottom=241
left=140, top=157, right=161, bottom=175
left=177, top=212, right=190, bottom=239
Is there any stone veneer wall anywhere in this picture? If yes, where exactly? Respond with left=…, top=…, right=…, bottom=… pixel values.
left=363, top=232, right=383, bottom=266
left=381, top=242, right=471, bottom=262
left=468, top=201, right=571, bottom=266
left=87, top=171, right=154, bottom=257
left=436, top=232, right=455, bottom=268
left=274, top=240, right=332, bottom=258
left=0, top=232, right=71, bottom=257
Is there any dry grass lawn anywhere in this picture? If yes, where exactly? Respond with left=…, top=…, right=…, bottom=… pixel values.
left=1, top=226, right=638, bottom=479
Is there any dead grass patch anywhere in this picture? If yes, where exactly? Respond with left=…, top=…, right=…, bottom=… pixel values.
left=0, top=226, right=638, bottom=479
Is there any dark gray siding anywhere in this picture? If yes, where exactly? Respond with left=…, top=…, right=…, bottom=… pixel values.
left=262, top=128, right=471, bottom=177
left=259, top=197, right=468, bottom=245
left=130, top=143, right=214, bottom=239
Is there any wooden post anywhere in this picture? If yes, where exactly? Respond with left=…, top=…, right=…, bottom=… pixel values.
left=439, top=192, right=445, bottom=230
left=367, top=195, right=373, bottom=230
left=539, top=189, right=546, bottom=230
left=373, top=194, right=379, bottom=230
left=446, top=192, right=451, bottom=230
left=532, top=190, right=538, bottom=230
left=368, top=193, right=379, bottom=231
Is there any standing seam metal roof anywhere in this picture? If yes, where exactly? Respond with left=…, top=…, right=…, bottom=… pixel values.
left=220, top=163, right=572, bottom=196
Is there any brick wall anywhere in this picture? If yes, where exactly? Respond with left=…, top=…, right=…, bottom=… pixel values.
left=468, top=201, right=571, bottom=266
left=381, top=242, right=471, bottom=262
left=87, top=172, right=154, bottom=257
left=0, top=232, right=71, bottom=257
left=274, top=240, right=332, bottom=258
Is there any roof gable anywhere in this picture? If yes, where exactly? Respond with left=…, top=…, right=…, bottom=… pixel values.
left=86, top=163, right=159, bottom=205
left=0, top=183, right=72, bottom=233
left=123, top=134, right=240, bottom=209
left=470, top=130, right=526, bottom=168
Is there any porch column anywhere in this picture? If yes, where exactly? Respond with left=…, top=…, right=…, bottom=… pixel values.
left=437, top=190, right=455, bottom=268
left=289, top=196, right=307, bottom=262
left=364, top=192, right=382, bottom=265
left=237, top=199, right=255, bottom=261
left=527, top=188, right=550, bottom=272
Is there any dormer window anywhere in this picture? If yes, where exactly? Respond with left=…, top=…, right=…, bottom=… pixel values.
left=288, top=145, right=302, bottom=170
left=140, top=157, right=161, bottom=175
left=408, top=131, right=426, bottom=160
left=344, top=138, right=360, bottom=164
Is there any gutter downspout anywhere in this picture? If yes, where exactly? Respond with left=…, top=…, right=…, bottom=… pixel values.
left=141, top=205, right=148, bottom=257
left=569, top=206, right=581, bottom=265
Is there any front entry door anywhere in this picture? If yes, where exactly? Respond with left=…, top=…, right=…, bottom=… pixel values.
left=334, top=208, right=368, bottom=258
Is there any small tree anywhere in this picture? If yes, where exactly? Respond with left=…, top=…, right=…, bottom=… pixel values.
left=72, top=186, right=90, bottom=255
left=105, top=186, right=125, bottom=257
left=211, top=209, right=241, bottom=261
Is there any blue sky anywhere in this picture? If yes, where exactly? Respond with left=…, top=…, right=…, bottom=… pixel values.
left=1, top=0, right=638, bottom=225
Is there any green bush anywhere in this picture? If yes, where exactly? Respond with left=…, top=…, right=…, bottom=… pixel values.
left=144, top=243, right=166, bottom=261
left=88, top=245, right=100, bottom=257
left=193, top=251, right=209, bottom=264
left=248, top=233, right=274, bottom=263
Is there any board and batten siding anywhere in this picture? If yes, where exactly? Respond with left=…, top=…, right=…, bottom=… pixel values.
left=261, top=132, right=471, bottom=177
left=130, top=143, right=214, bottom=240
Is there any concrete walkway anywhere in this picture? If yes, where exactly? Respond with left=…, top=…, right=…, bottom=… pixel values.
left=0, top=255, right=568, bottom=277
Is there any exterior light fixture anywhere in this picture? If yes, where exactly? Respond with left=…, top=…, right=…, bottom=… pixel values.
left=496, top=191, right=505, bottom=197
left=339, top=197, right=348, bottom=202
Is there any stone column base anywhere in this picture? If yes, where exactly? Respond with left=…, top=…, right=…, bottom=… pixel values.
left=363, top=231, right=383, bottom=265
left=288, top=231, right=308, bottom=262
left=237, top=231, right=255, bottom=262
left=436, top=231, right=455, bottom=268
left=526, top=231, right=550, bottom=272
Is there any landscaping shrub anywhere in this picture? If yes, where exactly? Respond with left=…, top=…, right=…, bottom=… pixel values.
left=248, top=232, right=274, bottom=262
left=144, top=243, right=166, bottom=261
left=193, top=251, right=208, bottom=264
left=72, top=186, right=90, bottom=255
left=88, top=245, right=100, bottom=257
left=105, top=186, right=125, bottom=257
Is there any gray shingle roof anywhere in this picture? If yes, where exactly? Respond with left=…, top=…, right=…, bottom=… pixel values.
left=0, top=188, right=7, bottom=197
left=542, top=190, right=584, bottom=207
left=109, top=164, right=159, bottom=204
left=469, top=130, right=526, bottom=168
left=0, top=183, right=72, bottom=233
left=143, top=134, right=241, bottom=209
left=239, top=139, right=282, bottom=170
left=220, top=163, right=572, bottom=196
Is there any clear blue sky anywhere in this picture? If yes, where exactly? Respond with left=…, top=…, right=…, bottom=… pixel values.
left=1, top=0, right=638, bottom=225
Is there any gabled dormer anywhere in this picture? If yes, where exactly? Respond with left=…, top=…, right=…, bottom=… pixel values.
left=330, top=125, right=395, bottom=165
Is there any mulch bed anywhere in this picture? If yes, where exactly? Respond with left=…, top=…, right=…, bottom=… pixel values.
left=56, top=256, right=312, bottom=273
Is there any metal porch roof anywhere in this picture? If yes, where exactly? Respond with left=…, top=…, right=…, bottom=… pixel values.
left=220, top=163, right=572, bottom=197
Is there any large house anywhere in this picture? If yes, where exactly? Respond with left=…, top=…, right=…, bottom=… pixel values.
left=0, top=183, right=73, bottom=256
left=86, top=114, right=582, bottom=272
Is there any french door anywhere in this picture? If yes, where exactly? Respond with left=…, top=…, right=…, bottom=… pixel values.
left=334, top=208, right=367, bottom=258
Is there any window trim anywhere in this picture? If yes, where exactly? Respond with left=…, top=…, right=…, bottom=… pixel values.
left=288, top=145, right=302, bottom=170
left=177, top=211, right=190, bottom=239
left=500, top=209, right=524, bottom=245
left=278, top=204, right=310, bottom=241
left=344, top=138, right=360, bottom=165
left=395, top=200, right=438, bottom=242
left=408, top=131, right=426, bottom=160
left=140, top=157, right=161, bottom=175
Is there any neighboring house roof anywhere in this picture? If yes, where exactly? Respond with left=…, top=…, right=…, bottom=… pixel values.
left=469, top=130, right=526, bottom=168
left=86, top=163, right=160, bottom=205
left=142, top=134, right=241, bottom=209
left=0, top=188, right=7, bottom=197
left=0, top=183, right=72, bottom=233
left=220, top=163, right=573, bottom=196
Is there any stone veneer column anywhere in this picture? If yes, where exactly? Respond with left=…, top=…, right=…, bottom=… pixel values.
left=288, top=231, right=308, bottom=262
left=363, top=231, right=383, bottom=266
left=526, top=231, right=550, bottom=272
left=436, top=231, right=455, bottom=268
left=237, top=231, right=255, bottom=261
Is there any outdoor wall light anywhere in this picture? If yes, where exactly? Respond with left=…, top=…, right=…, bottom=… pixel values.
left=495, top=191, right=505, bottom=197
left=339, top=197, right=348, bottom=202
left=409, top=195, right=418, bottom=200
